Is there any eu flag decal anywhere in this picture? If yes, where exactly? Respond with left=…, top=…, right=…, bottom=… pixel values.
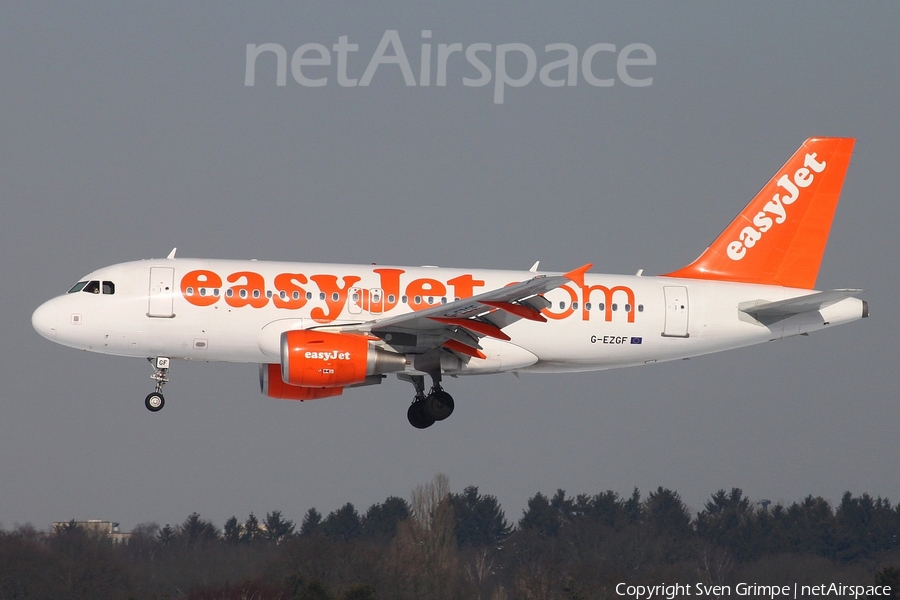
left=630, top=337, right=643, bottom=345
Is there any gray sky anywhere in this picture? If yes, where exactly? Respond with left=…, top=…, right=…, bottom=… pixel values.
left=1, top=3, right=897, bottom=531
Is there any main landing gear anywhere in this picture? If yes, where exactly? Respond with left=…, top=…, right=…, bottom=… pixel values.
left=145, top=356, right=170, bottom=412
left=403, top=374, right=455, bottom=429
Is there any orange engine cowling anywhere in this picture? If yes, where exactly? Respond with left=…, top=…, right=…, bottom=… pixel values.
left=260, top=364, right=344, bottom=400
left=281, top=330, right=407, bottom=388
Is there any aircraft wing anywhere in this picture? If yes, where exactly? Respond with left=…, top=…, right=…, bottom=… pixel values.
left=739, top=289, right=864, bottom=318
left=336, top=264, right=592, bottom=358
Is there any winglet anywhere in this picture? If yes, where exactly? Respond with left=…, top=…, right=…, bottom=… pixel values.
left=563, top=263, right=593, bottom=287
left=663, top=138, right=855, bottom=289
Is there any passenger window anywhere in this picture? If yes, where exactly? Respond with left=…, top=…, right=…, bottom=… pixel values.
left=68, top=281, right=88, bottom=294
left=83, top=281, right=101, bottom=294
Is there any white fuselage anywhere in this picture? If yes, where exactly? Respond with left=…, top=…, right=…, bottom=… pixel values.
left=31, top=258, right=865, bottom=376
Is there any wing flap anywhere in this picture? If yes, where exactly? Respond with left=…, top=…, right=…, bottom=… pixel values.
left=480, top=300, right=547, bottom=322
left=442, top=338, right=487, bottom=359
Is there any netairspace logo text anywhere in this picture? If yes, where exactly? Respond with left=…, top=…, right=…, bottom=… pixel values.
left=245, top=30, right=656, bottom=104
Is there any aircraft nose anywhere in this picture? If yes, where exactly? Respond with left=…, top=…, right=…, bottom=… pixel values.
left=32, top=299, right=58, bottom=340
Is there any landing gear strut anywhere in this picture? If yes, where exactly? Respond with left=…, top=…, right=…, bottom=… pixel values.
left=402, top=372, right=455, bottom=429
left=145, top=356, right=169, bottom=412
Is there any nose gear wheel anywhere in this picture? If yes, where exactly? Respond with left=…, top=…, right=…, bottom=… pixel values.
left=145, top=357, right=170, bottom=412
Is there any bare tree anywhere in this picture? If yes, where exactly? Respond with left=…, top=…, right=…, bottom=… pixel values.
left=386, top=474, right=462, bottom=599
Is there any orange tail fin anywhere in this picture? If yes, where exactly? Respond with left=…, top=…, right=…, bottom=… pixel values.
left=663, top=137, right=855, bottom=289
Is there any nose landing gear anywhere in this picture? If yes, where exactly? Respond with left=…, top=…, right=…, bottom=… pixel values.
left=145, top=357, right=170, bottom=412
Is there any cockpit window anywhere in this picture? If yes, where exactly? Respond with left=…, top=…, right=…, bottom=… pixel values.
left=66, top=280, right=114, bottom=295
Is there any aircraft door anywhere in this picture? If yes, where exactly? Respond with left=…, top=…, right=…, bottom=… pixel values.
left=662, top=286, right=689, bottom=337
left=148, top=267, right=175, bottom=318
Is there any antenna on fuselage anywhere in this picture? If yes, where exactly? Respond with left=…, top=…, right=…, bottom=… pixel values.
left=529, top=261, right=540, bottom=273
left=166, top=248, right=177, bottom=259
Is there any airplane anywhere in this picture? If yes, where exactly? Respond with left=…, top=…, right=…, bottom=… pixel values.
left=32, top=137, right=867, bottom=429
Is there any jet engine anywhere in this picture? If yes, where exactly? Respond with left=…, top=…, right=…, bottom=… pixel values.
left=280, top=330, right=407, bottom=388
left=259, top=364, right=343, bottom=400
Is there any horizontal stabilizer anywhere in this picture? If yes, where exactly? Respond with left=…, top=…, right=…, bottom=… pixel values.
left=739, top=289, right=863, bottom=318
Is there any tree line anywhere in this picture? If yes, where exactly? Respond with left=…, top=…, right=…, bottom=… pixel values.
left=1, top=476, right=899, bottom=599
